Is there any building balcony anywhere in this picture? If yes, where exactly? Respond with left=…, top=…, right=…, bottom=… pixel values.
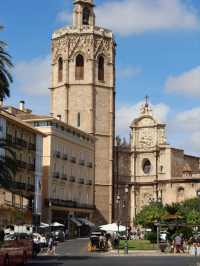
left=54, top=151, right=61, bottom=159
left=17, top=160, right=27, bottom=169
left=8, top=180, right=35, bottom=194
left=69, top=176, right=76, bottom=183
left=12, top=181, right=26, bottom=191
left=49, top=198, right=76, bottom=208
left=77, top=178, right=84, bottom=184
left=79, top=160, right=85, bottom=166
left=70, top=156, right=76, bottom=164
left=48, top=199, right=95, bottom=210
left=62, top=154, right=68, bottom=161
left=28, top=143, right=36, bottom=151
left=28, top=164, right=35, bottom=172
left=75, top=202, right=95, bottom=210
left=14, top=138, right=27, bottom=148
left=85, top=179, right=92, bottom=186
left=6, top=134, right=13, bottom=144
left=53, top=172, right=60, bottom=179
left=26, top=184, right=35, bottom=192
left=87, top=162, right=93, bottom=168
left=61, top=174, right=67, bottom=181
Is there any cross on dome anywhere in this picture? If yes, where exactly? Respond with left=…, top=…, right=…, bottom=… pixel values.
left=140, top=95, right=152, bottom=115
left=145, top=95, right=149, bottom=108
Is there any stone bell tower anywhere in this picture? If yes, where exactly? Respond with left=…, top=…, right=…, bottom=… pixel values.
left=50, top=0, right=116, bottom=224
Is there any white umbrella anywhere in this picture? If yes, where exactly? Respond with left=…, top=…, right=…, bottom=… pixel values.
left=51, top=222, right=64, bottom=227
left=40, top=223, right=50, bottom=228
left=99, top=223, right=126, bottom=232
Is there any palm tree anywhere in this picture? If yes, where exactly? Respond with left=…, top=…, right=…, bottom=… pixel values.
left=0, top=26, right=13, bottom=100
left=0, top=26, right=15, bottom=190
left=0, top=139, right=16, bottom=190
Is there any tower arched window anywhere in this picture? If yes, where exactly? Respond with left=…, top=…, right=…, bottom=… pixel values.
left=77, top=112, right=81, bottom=127
left=58, top=57, right=63, bottom=82
left=75, top=54, right=84, bottom=80
left=83, top=7, right=90, bottom=25
left=98, top=56, right=104, bottom=81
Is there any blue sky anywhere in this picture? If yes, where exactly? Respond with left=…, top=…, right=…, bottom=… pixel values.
left=1, top=0, right=200, bottom=154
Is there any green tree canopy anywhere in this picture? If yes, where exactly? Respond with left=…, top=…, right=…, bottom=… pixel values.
left=0, top=26, right=13, bottom=100
left=135, top=198, right=200, bottom=228
left=135, top=202, right=166, bottom=227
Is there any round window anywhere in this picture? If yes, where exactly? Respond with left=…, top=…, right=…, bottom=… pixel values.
left=143, top=159, right=151, bottom=174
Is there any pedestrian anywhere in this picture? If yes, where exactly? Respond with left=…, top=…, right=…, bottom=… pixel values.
left=0, top=227, right=5, bottom=242
left=180, top=233, right=185, bottom=253
left=47, top=235, right=56, bottom=255
left=99, top=232, right=106, bottom=250
left=174, top=234, right=182, bottom=253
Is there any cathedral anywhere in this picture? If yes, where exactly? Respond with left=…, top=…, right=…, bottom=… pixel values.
left=49, top=0, right=200, bottom=226
left=50, top=0, right=115, bottom=224
left=113, top=100, right=200, bottom=226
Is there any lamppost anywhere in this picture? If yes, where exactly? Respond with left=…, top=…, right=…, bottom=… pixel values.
left=124, top=185, right=129, bottom=254
left=116, top=194, right=120, bottom=254
left=115, top=136, right=121, bottom=254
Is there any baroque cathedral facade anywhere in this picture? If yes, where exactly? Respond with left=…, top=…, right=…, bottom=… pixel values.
left=113, top=101, right=200, bottom=226
left=50, top=0, right=115, bottom=224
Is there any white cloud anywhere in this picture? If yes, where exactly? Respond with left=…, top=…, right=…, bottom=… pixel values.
left=168, top=107, right=200, bottom=154
left=187, top=132, right=200, bottom=153
left=165, top=66, right=200, bottom=97
left=95, top=0, right=199, bottom=36
left=170, top=107, right=200, bottom=133
left=118, top=66, right=142, bottom=79
left=116, top=101, right=170, bottom=137
left=14, top=55, right=51, bottom=96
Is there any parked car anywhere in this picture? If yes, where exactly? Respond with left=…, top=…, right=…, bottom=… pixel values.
left=0, top=233, right=32, bottom=266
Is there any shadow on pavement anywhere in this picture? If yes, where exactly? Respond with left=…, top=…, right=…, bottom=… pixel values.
left=27, top=255, right=98, bottom=265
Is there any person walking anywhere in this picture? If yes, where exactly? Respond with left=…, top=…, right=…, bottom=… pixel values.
left=47, top=235, right=56, bottom=255
left=0, top=227, right=5, bottom=242
left=174, top=234, right=182, bottom=253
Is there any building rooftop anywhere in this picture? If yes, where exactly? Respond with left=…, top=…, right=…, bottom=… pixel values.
left=0, top=109, right=46, bottom=137
left=17, top=113, right=95, bottom=143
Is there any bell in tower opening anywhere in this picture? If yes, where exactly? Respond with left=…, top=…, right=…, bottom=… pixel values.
left=83, top=7, right=90, bottom=25
left=73, top=0, right=95, bottom=28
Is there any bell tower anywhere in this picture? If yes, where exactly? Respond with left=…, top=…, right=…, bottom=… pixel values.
left=73, top=0, right=95, bottom=28
left=51, top=0, right=116, bottom=224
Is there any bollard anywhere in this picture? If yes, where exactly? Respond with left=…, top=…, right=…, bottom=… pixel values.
left=124, top=241, right=128, bottom=254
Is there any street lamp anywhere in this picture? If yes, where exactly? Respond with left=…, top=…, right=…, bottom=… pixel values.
left=124, top=186, right=129, bottom=254
left=116, top=194, right=120, bottom=254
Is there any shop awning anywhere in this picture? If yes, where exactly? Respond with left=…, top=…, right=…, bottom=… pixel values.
left=70, top=217, right=82, bottom=227
left=78, top=218, right=95, bottom=228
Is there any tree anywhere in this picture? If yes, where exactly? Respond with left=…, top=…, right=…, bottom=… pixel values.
left=181, top=198, right=200, bottom=213
left=0, top=26, right=15, bottom=190
left=165, top=203, right=181, bottom=215
left=0, top=139, right=16, bottom=189
left=0, top=26, right=13, bottom=100
left=135, top=202, right=166, bottom=227
left=186, top=209, right=200, bottom=225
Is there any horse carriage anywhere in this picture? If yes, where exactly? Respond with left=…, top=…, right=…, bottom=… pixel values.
left=88, top=230, right=109, bottom=252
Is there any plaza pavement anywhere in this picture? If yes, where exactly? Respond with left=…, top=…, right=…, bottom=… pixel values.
left=26, top=238, right=200, bottom=266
